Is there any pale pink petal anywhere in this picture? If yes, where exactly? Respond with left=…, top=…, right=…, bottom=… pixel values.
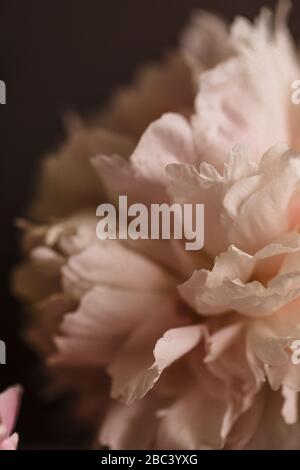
left=99, top=396, right=160, bottom=450
left=0, top=434, right=19, bottom=451
left=108, top=302, right=189, bottom=405
left=246, top=302, right=300, bottom=392
left=156, top=378, right=226, bottom=450
left=111, top=325, right=205, bottom=405
left=0, top=386, right=22, bottom=438
left=245, top=390, right=300, bottom=449
left=62, top=240, right=174, bottom=301
left=121, top=237, right=210, bottom=280
left=168, top=144, right=300, bottom=256
left=51, top=285, right=169, bottom=366
left=130, top=113, right=196, bottom=182
left=93, top=113, right=196, bottom=205
left=166, top=144, right=259, bottom=257
left=225, top=390, right=265, bottom=449
left=179, top=233, right=300, bottom=317
left=192, top=7, right=299, bottom=171
left=205, top=323, right=244, bottom=363
left=92, top=153, right=164, bottom=206
left=224, top=148, right=300, bottom=253
left=281, top=386, right=298, bottom=425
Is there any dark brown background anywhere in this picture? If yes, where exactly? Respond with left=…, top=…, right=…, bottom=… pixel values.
left=0, top=0, right=296, bottom=448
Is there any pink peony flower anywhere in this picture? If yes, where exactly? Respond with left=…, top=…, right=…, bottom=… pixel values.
left=0, top=386, right=22, bottom=450
left=13, top=4, right=300, bottom=449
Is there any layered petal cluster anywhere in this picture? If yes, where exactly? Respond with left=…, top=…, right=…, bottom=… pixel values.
left=13, top=4, right=300, bottom=449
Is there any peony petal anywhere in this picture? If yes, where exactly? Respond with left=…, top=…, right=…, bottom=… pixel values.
left=0, top=433, right=19, bottom=451
left=0, top=386, right=22, bottom=438
left=245, top=389, right=300, bottom=449
left=156, top=375, right=226, bottom=450
left=51, top=285, right=170, bottom=367
left=93, top=113, right=196, bottom=205
left=281, top=386, right=298, bottom=425
left=246, top=301, right=300, bottom=393
left=180, top=233, right=300, bottom=317
left=62, top=240, right=174, bottom=301
left=192, top=6, right=299, bottom=171
left=108, top=304, right=191, bottom=405
left=99, top=396, right=160, bottom=450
